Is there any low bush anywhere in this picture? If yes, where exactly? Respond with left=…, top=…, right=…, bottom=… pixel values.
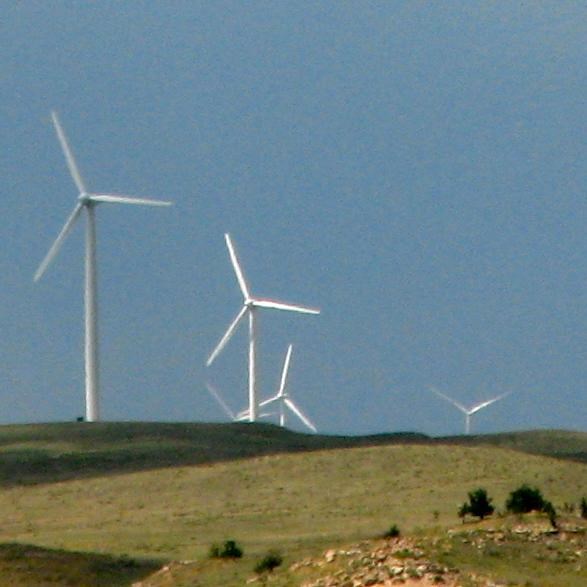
left=581, top=497, right=587, bottom=519
left=506, top=484, right=546, bottom=514
left=254, top=550, right=283, bottom=574
left=382, top=524, right=400, bottom=538
left=209, top=539, right=243, bottom=559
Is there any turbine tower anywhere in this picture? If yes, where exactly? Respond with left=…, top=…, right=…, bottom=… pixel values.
left=429, top=387, right=511, bottom=435
left=35, top=111, right=172, bottom=422
left=258, top=344, right=317, bottom=433
left=207, top=234, right=319, bottom=422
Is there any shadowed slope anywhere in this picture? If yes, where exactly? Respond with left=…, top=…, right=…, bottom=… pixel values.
left=0, top=422, right=427, bottom=487
left=0, top=543, right=159, bottom=586
left=0, top=423, right=584, bottom=487
left=440, top=429, right=587, bottom=464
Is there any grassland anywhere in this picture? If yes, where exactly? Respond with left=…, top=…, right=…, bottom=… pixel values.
left=429, top=519, right=587, bottom=587
left=0, top=543, right=159, bottom=586
left=0, top=422, right=584, bottom=488
left=0, top=421, right=428, bottom=486
left=0, top=423, right=584, bottom=585
left=442, top=428, right=587, bottom=464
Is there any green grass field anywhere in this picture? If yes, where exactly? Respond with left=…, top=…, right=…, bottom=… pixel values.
left=0, top=543, right=159, bottom=586
left=0, top=423, right=584, bottom=585
left=0, top=421, right=430, bottom=486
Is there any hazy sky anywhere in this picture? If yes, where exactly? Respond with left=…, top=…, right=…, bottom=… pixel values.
left=1, top=2, right=586, bottom=435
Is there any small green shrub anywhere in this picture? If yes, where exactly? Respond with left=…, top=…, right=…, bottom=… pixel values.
left=506, top=484, right=546, bottom=514
left=254, top=550, right=283, bottom=574
left=467, top=488, right=494, bottom=520
left=394, top=548, right=414, bottom=559
left=383, top=524, right=400, bottom=538
left=209, top=539, right=243, bottom=559
left=580, top=497, right=587, bottom=519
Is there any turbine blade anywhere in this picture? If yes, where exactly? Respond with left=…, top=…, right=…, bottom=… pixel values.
left=429, top=386, right=467, bottom=414
left=258, top=396, right=279, bottom=408
left=469, top=391, right=512, bottom=414
left=89, top=194, right=172, bottom=206
left=278, top=344, right=293, bottom=396
left=251, top=298, right=320, bottom=314
left=225, top=234, right=250, bottom=300
left=284, top=398, right=317, bottom=433
left=205, top=383, right=236, bottom=420
left=235, top=413, right=250, bottom=422
left=206, top=305, right=248, bottom=366
left=34, top=203, right=84, bottom=281
left=51, top=111, right=87, bottom=194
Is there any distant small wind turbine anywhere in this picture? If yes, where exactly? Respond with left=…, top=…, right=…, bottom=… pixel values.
left=258, top=344, right=317, bottom=433
left=205, top=383, right=275, bottom=422
left=207, top=234, right=320, bottom=423
left=429, top=387, right=511, bottom=435
left=35, top=111, right=172, bottom=422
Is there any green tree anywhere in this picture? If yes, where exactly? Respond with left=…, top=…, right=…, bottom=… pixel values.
left=462, top=488, right=494, bottom=520
left=506, top=484, right=546, bottom=514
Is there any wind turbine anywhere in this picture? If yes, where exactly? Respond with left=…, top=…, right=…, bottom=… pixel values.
left=429, top=387, right=511, bottom=435
left=207, top=234, right=319, bottom=422
left=258, top=344, right=317, bottom=433
left=205, top=383, right=275, bottom=422
left=34, top=111, right=172, bottom=423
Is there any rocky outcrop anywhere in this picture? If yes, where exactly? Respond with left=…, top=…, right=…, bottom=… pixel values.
left=291, top=538, right=461, bottom=586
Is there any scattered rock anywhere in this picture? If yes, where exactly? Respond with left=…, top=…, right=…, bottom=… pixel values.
left=300, top=537, right=461, bottom=587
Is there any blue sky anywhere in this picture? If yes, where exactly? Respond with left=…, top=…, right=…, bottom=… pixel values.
left=1, top=2, right=585, bottom=435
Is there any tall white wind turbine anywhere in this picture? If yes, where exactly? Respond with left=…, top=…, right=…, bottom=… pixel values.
left=258, top=344, right=317, bottom=433
left=429, top=387, right=511, bottom=435
left=34, top=111, right=172, bottom=423
left=207, top=234, right=319, bottom=422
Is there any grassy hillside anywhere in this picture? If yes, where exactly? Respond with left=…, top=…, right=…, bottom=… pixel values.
left=0, top=439, right=585, bottom=584
left=0, top=543, right=159, bottom=586
left=451, top=428, right=587, bottom=463
left=0, top=421, right=428, bottom=486
left=0, top=421, right=584, bottom=488
left=0, top=423, right=585, bottom=585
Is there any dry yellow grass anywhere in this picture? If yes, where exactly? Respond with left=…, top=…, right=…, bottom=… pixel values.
left=0, top=443, right=584, bottom=562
